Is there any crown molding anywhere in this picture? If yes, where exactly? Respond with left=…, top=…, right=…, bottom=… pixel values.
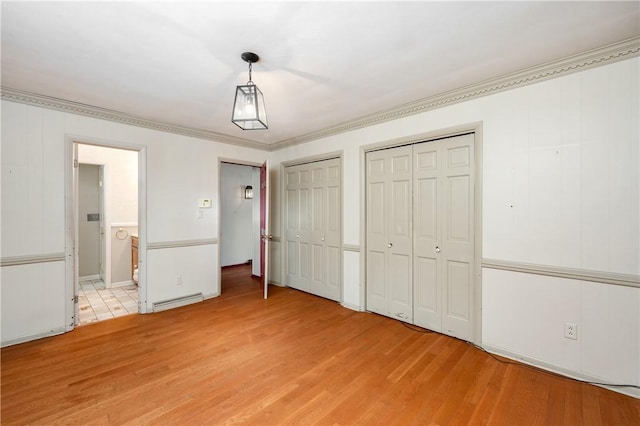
left=2, top=36, right=638, bottom=152
left=269, top=36, right=640, bottom=151
left=0, top=87, right=269, bottom=151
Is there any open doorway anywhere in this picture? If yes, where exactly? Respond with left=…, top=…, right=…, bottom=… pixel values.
left=219, top=162, right=261, bottom=294
left=75, top=143, right=140, bottom=325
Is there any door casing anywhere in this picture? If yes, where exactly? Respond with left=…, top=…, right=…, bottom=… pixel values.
left=65, top=135, right=147, bottom=331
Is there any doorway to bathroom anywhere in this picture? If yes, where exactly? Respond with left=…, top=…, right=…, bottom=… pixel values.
left=73, top=142, right=141, bottom=325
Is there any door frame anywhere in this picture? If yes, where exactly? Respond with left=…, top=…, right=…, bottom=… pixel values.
left=65, top=135, right=148, bottom=331
left=360, top=122, right=483, bottom=345
left=279, top=151, right=344, bottom=301
left=217, top=158, right=266, bottom=295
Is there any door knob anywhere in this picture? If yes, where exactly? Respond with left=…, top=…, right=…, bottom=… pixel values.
left=435, top=246, right=441, bottom=253
left=321, top=237, right=325, bottom=241
left=296, top=234, right=300, bottom=238
left=388, top=243, right=393, bottom=248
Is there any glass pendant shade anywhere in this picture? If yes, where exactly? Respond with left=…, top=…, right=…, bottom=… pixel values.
left=232, top=83, right=268, bottom=130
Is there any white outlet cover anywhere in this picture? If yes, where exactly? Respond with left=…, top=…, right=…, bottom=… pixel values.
left=564, top=322, right=577, bottom=340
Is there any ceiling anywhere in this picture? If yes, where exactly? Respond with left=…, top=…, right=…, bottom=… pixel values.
left=2, top=1, right=639, bottom=149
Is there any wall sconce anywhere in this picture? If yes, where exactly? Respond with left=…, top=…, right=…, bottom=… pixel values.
left=232, top=52, right=268, bottom=130
left=244, top=185, right=253, bottom=199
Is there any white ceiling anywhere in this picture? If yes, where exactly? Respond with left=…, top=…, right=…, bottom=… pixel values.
left=2, top=1, right=639, bottom=148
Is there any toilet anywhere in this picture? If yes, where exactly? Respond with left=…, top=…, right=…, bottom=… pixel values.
left=133, top=267, right=139, bottom=285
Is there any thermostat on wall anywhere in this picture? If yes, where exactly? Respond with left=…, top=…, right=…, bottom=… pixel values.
left=199, top=199, right=212, bottom=208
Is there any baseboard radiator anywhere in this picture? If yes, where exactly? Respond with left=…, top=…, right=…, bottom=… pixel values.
left=152, top=293, right=204, bottom=313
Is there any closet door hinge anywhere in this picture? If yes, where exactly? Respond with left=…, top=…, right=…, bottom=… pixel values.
left=73, top=159, right=79, bottom=168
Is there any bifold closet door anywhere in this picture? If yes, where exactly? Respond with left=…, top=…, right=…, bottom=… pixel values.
left=286, top=159, right=342, bottom=302
left=366, top=146, right=413, bottom=322
left=365, top=134, right=475, bottom=341
left=308, top=159, right=341, bottom=301
left=285, top=164, right=310, bottom=292
left=413, top=134, right=475, bottom=341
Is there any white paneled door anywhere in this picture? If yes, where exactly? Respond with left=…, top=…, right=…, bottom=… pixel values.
left=366, top=134, right=476, bottom=341
left=285, top=158, right=341, bottom=302
left=365, top=145, right=413, bottom=322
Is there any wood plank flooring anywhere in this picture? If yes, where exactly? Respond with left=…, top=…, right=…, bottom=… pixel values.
left=2, top=265, right=639, bottom=425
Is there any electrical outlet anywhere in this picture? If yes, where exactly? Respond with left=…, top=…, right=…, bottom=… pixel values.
left=564, top=322, right=577, bottom=340
left=176, top=275, right=182, bottom=286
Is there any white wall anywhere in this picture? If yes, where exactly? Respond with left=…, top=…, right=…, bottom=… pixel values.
left=1, top=102, right=267, bottom=345
left=220, top=163, right=254, bottom=267
left=270, top=57, right=640, bottom=394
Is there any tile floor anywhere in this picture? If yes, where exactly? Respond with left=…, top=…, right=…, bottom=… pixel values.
left=79, top=279, right=138, bottom=325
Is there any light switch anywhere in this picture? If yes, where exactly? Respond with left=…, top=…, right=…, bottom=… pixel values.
left=199, top=199, right=212, bottom=208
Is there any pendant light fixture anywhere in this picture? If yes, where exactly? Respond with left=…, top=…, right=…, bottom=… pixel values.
left=231, top=52, right=268, bottom=130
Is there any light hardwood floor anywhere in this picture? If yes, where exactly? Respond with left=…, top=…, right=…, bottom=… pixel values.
left=2, top=265, right=638, bottom=425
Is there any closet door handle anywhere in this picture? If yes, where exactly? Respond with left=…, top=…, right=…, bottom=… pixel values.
left=435, top=246, right=441, bottom=253
left=296, top=234, right=300, bottom=238
left=388, top=243, right=393, bottom=248
left=321, top=237, right=325, bottom=241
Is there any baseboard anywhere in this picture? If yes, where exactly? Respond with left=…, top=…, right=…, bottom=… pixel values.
left=1, top=326, right=67, bottom=348
left=482, top=344, right=640, bottom=399
left=79, top=274, right=100, bottom=281
left=203, top=292, right=221, bottom=300
left=341, top=302, right=365, bottom=312
left=108, top=280, right=135, bottom=288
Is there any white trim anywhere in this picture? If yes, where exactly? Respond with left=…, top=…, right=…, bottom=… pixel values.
left=2, top=37, right=637, bottom=152
left=1, top=327, right=67, bottom=348
left=79, top=274, right=100, bottom=281
left=482, top=259, right=640, bottom=289
left=110, top=222, right=138, bottom=228
left=203, top=291, right=221, bottom=300
left=147, top=238, right=218, bottom=250
left=219, top=157, right=264, bottom=168
left=0, top=253, right=66, bottom=267
left=341, top=302, right=365, bottom=312
left=483, top=344, right=639, bottom=399
left=281, top=151, right=343, bottom=167
left=109, top=280, right=135, bottom=288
